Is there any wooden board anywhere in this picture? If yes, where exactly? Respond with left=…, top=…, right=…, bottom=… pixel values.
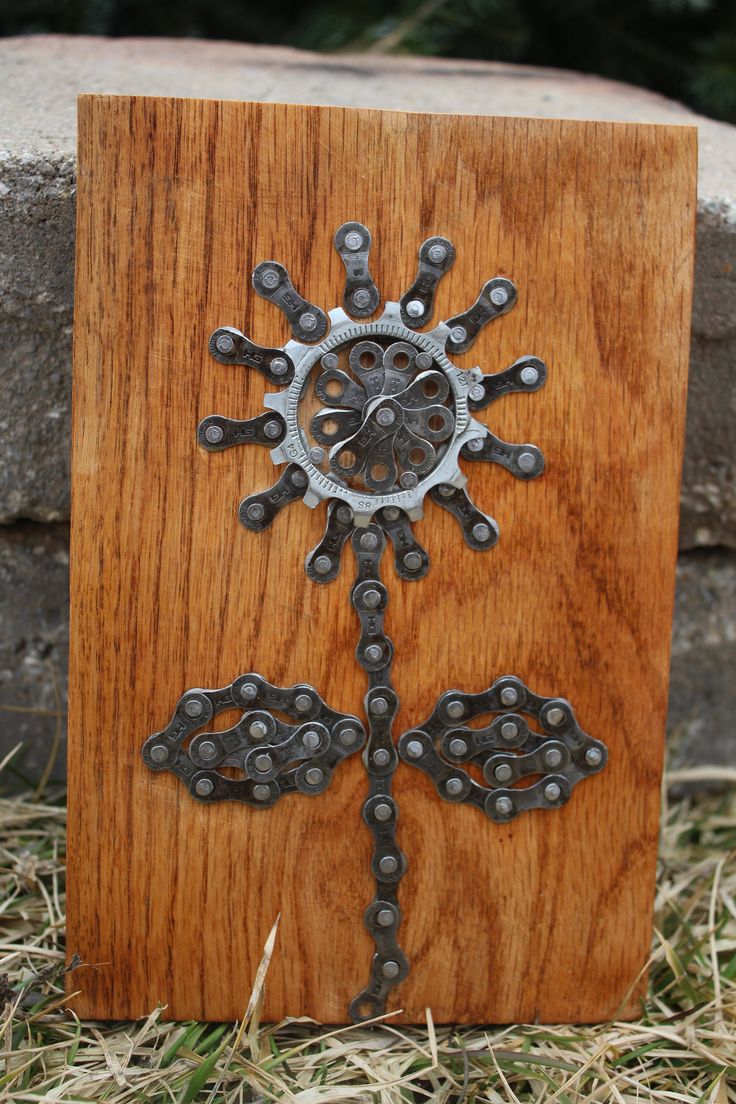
left=68, top=95, right=696, bottom=1023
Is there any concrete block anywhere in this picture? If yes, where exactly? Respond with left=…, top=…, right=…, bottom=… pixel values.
left=0, top=36, right=735, bottom=545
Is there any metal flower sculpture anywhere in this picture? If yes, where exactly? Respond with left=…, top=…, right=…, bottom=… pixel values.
left=142, top=222, right=608, bottom=1021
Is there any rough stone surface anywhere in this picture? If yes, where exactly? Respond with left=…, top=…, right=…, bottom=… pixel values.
left=0, top=157, right=74, bottom=523
left=0, top=35, right=735, bottom=544
left=0, top=525, right=68, bottom=787
left=0, top=529, right=732, bottom=786
left=669, top=552, right=736, bottom=771
left=0, top=35, right=733, bottom=781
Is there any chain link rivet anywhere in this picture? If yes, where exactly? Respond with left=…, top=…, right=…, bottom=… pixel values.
left=546, top=706, right=565, bottom=727
left=496, top=796, right=513, bottom=816
left=365, top=644, right=383, bottom=663
left=495, top=763, right=513, bottom=783
left=314, top=555, right=332, bottom=575
left=150, top=744, right=168, bottom=763
left=428, top=243, right=447, bottom=264
left=362, top=588, right=381, bottom=609
left=399, top=472, right=418, bottom=488
left=246, top=503, right=266, bottom=521
left=585, top=747, right=603, bottom=767
left=448, top=737, right=468, bottom=757
left=303, top=730, right=321, bottom=750
left=489, top=286, right=509, bottom=307
left=446, top=777, right=464, bottom=796
left=305, top=767, right=324, bottom=786
left=405, top=739, right=424, bottom=759
left=294, top=693, right=312, bottom=713
left=376, top=908, right=394, bottom=927
left=360, top=531, right=379, bottom=551
left=544, top=782, right=562, bottom=802
left=370, top=697, right=389, bottom=716
left=261, top=268, right=280, bottom=289
left=438, top=484, right=454, bottom=497
left=291, top=470, right=308, bottom=488
left=253, top=783, right=271, bottom=802
left=406, top=299, right=424, bottom=318
left=254, top=753, right=272, bottom=773
left=339, top=727, right=358, bottom=745
left=249, top=720, right=268, bottom=740
left=184, top=698, right=204, bottom=718
left=383, top=506, right=400, bottom=521
left=353, top=289, right=371, bottom=309
left=300, top=312, right=318, bottom=332
left=446, top=699, right=464, bottom=719
left=544, top=747, right=563, bottom=769
left=403, top=551, right=422, bottom=571
left=467, top=437, right=484, bottom=452
left=336, top=504, right=353, bottom=524
left=374, top=803, right=392, bottom=822
left=449, top=325, right=467, bottom=344
left=469, top=384, right=485, bottom=401
left=344, top=230, right=363, bottom=251
left=198, top=740, right=217, bottom=760
left=376, top=407, right=396, bottom=427
left=204, top=424, right=224, bottom=444
left=501, top=720, right=518, bottom=740
left=520, top=363, right=539, bottom=386
left=500, top=687, right=519, bottom=707
left=373, top=748, right=391, bottom=767
left=215, top=333, right=235, bottom=354
left=379, top=856, right=398, bottom=874
left=195, top=778, right=214, bottom=797
left=472, top=523, right=491, bottom=542
left=382, top=960, right=400, bottom=979
left=264, top=420, right=282, bottom=439
left=270, top=356, right=288, bottom=376
left=415, top=351, right=433, bottom=369
left=240, top=682, right=258, bottom=701
left=518, top=452, right=536, bottom=473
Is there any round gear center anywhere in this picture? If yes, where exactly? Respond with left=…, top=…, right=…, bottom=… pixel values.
left=300, top=333, right=457, bottom=494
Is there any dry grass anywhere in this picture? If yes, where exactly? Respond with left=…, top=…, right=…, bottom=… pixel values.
left=0, top=774, right=733, bottom=1103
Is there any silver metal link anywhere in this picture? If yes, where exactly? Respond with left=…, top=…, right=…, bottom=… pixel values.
left=208, top=325, right=296, bottom=385
left=461, top=430, right=545, bottom=480
left=399, top=236, right=456, bottom=329
left=305, top=499, right=355, bottom=583
left=238, top=464, right=308, bottom=531
left=444, top=278, right=517, bottom=354
left=197, top=412, right=286, bottom=451
left=429, top=483, right=500, bottom=550
left=252, top=261, right=328, bottom=342
left=465, top=355, right=548, bottom=411
left=334, top=221, right=381, bottom=319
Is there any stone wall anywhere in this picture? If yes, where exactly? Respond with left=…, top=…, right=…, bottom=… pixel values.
left=0, top=35, right=734, bottom=783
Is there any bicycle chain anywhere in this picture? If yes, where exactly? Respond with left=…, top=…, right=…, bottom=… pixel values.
left=347, top=524, right=410, bottom=1022
left=141, top=674, right=366, bottom=806
left=397, top=675, right=608, bottom=821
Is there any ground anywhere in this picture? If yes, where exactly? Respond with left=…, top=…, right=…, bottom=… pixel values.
left=0, top=768, right=733, bottom=1102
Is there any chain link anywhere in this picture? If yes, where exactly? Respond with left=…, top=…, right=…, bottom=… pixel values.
left=208, top=326, right=295, bottom=385
left=141, top=674, right=366, bottom=806
left=397, top=675, right=608, bottom=822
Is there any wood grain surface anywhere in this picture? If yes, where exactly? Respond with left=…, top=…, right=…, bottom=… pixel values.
left=68, top=95, right=696, bottom=1023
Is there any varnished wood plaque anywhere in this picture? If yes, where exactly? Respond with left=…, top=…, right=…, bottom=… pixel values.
left=68, top=95, right=695, bottom=1023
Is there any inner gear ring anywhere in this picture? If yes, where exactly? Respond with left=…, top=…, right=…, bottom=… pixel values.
left=265, top=302, right=486, bottom=526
